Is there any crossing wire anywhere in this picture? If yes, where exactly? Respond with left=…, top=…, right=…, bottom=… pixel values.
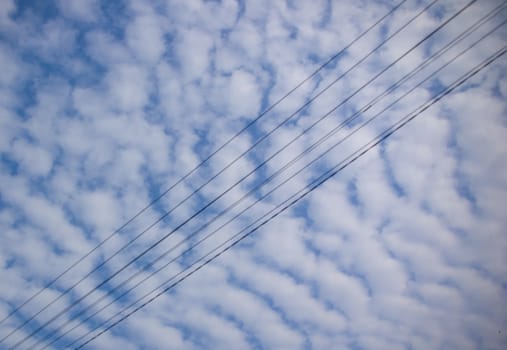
left=7, top=0, right=455, bottom=346
left=29, top=2, right=505, bottom=349
left=9, top=1, right=486, bottom=343
left=2, top=0, right=441, bottom=346
left=70, top=45, right=507, bottom=350
left=0, top=0, right=411, bottom=329
left=35, top=13, right=507, bottom=349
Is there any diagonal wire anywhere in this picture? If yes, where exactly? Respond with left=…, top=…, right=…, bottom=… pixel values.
left=33, top=4, right=506, bottom=349
left=0, top=0, right=411, bottom=329
left=2, top=0, right=442, bottom=346
left=71, top=45, right=507, bottom=350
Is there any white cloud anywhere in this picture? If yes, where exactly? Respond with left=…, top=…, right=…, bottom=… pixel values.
left=0, top=0, right=15, bottom=28
left=11, top=139, right=53, bottom=177
left=106, top=64, right=150, bottom=111
left=76, top=190, right=121, bottom=238
left=227, top=69, right=261, bottom=118
left=175, top=28, right=214, bottom=82
left=126, top=14, right=166, bottom=64
left=57, top=0, right=99, bottom=22
left=0, top=1, right=506, bottom=349
left=85, top=30, right=133, bottom=66
left=0, top=44, right=22, bottom=90
left=27, top=19, right=77, bottom=60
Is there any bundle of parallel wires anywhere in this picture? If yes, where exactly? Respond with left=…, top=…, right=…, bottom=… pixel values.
left=1, top=0, right=506, bottom=348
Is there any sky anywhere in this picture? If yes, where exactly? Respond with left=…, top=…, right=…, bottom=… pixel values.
left=0, top=0, right=506, bottom=349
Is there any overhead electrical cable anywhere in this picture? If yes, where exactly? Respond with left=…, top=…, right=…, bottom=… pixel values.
left=7, top=0, right=456, bottom=346
left=6, top=2, right=500, bottom=350
left=70, top=45, right=507, bottom=350
left=42, top=22, right=507, bottom=350
left=29, top=3, right=506, bottom=349
left=1, top=0, right=441, bottom=345
left=7, top=2, right=484, bottom=348
left=0, top=0, right=411, bottom=329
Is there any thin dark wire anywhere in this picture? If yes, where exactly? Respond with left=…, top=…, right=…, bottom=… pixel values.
left=0, top=0, right=411, bottom=330
left=20, top=2, right=457, bottom=347
left=73, top=46, right=507, bottom=350
left=17, top=2, right=481, bottom=348
left=10, top=2, right=479, bottom=348
left=4, top=1, right=439, bottom=346
left=36, top=7, right=505, bottom=350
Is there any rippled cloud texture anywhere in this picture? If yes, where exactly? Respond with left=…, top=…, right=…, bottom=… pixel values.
left=0, top=0, right=506, bottom=349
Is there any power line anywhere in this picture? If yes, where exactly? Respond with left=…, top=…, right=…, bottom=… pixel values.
left=2, top=0, right=439, bottom=345
left=71, top=45, right=507, bottom=350
left=8, top=1, right=481, bottom=347
left=32, top=3, right=506, bottom=349
left=44, top=21, right=506, bottom=350
left=0, top=0, right=411, bottom=330
left=11, top=1, right=456, bottom=346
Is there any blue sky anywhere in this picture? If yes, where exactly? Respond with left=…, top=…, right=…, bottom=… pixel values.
left=0, top=0, right=507, bottom=349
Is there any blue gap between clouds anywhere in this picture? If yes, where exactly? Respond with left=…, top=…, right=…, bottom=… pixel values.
left=206, top=302, right=264, bottom=350
left=226, top=268, right=312, bottom=349
left=379, top=142, right=406, bottom=197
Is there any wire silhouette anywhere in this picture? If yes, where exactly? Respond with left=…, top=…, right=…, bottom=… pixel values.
left=3, top=1, right=444, bottom=347
left=34, top=14, right=507, bottom=349
left=71, top=46, right=507, bottom=350
left=0, top=0, right=411, bottom=330
left=21, top=2, right=505, bottom=349
left=6, top=1, right=482, bottom=347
